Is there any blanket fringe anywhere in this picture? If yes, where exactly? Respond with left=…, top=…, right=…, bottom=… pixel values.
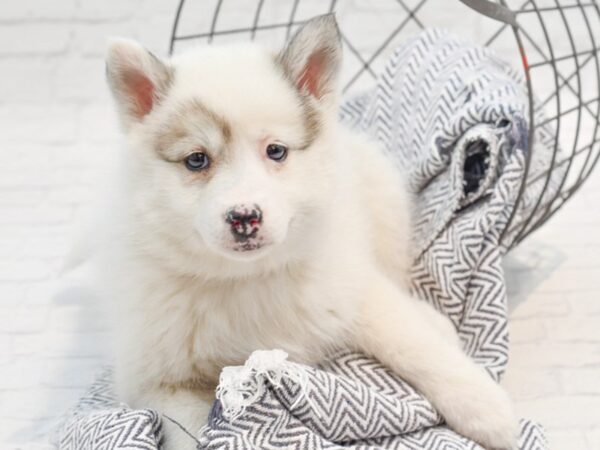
left=215, top=349, right=311, bottom=421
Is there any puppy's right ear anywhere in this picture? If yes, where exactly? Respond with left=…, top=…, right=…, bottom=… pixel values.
left=105, top=39, right=172, bottom=130
left=277, top=14, right=342, bottom=102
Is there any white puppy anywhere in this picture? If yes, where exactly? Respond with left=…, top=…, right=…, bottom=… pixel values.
left=102, top=14, right=518, bottom=450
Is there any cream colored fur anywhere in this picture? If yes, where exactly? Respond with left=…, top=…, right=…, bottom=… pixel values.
left=101, top=15, right=518, bottom=450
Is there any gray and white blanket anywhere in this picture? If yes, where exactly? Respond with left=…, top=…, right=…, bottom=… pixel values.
left=55, top=29, right=557, bottom=449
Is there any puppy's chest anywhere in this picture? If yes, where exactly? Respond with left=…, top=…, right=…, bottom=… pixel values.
left=182, top=275, right=348, bottom=373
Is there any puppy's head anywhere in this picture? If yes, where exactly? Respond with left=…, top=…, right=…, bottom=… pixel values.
left=106, top=15, right=342, bottom=268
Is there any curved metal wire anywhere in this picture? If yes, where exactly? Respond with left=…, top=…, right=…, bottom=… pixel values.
left=250, top=0, right=266, bottom=40
left=509, top=0, right=571, bottom=244
left=208, top=0, right=224, bottom=44
left=508, top=0, right=600, bottom=244
left=168, top=0, right=600, bottom=251
left=285, top=0, right=300, bottom=40
left=528, top=0, right=585, bottom=230
left=562, top=1, right=600, bottom=195
left=342, top=0, right=428, bottom=92
left=168, top=0, right=185, bottom=54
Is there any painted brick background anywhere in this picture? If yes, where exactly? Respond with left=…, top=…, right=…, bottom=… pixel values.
left=0, top=1, right=599, bottom=448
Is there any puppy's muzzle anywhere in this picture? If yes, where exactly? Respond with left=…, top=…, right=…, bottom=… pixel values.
left=225, top=204, right=263, bottom=242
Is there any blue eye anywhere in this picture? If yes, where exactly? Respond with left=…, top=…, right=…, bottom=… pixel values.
left=266, top=143, right=288, bottom=162
left=184, top=152, right=210, bottom=171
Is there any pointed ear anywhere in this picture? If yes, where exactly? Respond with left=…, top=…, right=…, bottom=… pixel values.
left=277, top=14, right=342, bottom=101
left=105, top=38, right=172, bottom=129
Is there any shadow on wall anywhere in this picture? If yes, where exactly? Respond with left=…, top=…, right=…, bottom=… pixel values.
left=503, top=238, right=565, bottom=313
left=12, top=264, right=111, bottom=444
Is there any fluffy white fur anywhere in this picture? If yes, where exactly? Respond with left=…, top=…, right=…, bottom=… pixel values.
left=100, top=15, right=518, bottom=450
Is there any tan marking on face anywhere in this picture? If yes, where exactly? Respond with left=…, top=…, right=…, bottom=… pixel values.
left=185, top=99, right=233, bottom=147
left=154, top=98, right=232, bottom=163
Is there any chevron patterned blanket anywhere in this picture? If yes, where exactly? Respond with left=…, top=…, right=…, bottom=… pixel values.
left=55, top=29, right=557, bottom=449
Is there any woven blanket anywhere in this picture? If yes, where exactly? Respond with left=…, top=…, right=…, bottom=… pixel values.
left=55, top=29, right=558, bottom=449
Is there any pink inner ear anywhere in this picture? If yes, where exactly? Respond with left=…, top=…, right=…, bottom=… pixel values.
left=297, top=49, right=328, bottom=98
left=122, top=70, right=156, bottom=119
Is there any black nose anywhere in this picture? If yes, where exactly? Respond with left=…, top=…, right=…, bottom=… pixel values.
left=225, top=204, right=263, bottom=242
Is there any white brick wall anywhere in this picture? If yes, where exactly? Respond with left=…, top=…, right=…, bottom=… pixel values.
left=0, top=1, right=599, bottom=449
left=0, top=2, right=178, bottom=446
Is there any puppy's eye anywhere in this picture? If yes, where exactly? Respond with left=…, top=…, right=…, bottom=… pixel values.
left=266, top=143, right=288, bottom=162
left=184, top=152, right=210, bottom=171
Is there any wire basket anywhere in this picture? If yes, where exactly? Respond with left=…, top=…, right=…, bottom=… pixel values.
left=169, top=0, right=600, bottom=251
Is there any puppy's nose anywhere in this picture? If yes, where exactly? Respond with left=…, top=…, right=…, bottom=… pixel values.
left=225, top=204, right=263, bottom=241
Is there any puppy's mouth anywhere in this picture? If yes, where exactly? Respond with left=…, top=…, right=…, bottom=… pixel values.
left=223, top=237, right=274, bottom=261
left=233, top=242, right=264, bottom=252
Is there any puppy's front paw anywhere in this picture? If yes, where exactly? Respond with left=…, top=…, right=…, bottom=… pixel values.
left=439, top=376, right=519, bottom=450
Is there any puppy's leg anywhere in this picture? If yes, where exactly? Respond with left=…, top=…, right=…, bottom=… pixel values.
left=138, top=387, right=213, bottom=450
left=410, top=298, right=461, bottom=347
left=353, top=273, right=518, bottom=450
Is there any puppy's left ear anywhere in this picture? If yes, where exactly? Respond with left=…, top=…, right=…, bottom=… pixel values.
left=277, top=14, right=342, bottom=102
